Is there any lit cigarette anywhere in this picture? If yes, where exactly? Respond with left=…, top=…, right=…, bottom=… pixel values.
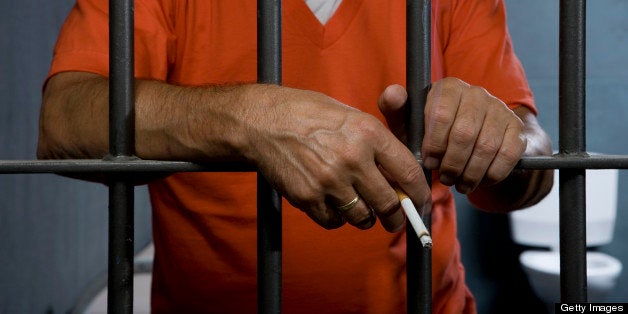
left=395, top=188, right=432, bottom=248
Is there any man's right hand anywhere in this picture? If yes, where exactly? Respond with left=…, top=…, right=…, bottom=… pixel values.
left=238, top=85, right=430, bottom=231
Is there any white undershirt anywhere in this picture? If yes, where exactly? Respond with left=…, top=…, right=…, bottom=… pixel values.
left=305, top=0, right=343, bottom=25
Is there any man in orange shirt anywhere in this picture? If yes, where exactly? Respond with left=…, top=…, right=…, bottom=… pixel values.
left=39, top=0, right=553, bottom=313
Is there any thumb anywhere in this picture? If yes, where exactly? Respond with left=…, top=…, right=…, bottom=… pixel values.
left=378, top=84, right=408, bottom=140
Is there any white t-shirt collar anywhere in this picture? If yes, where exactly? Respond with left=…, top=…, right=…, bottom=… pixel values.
left=305, top=0, right=343, bottom=25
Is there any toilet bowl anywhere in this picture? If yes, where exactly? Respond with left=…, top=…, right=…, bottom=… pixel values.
left=520, top=250, right=622, bottom=303
left=510, top=168, right=623, bottom=305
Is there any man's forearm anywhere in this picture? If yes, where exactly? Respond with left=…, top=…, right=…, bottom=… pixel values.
left=38, top=71, right=255, bottom=162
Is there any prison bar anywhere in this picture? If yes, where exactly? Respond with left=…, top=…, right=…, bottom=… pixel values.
left=257, top=0, right=283, bottom=313
left=107, top=0, right=136, bottom=313
left=406, top=0, right=432, bottom=313
left=559, top=0, right=588, bottom=303
left=2, top=155, right=628, bottom=174
left=108, top=0, right=136, bottom=312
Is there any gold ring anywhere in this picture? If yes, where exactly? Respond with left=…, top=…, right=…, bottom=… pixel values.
left=336, top=195, right=360, bottom=211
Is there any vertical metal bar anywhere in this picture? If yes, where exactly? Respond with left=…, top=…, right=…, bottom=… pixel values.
left=406, top=1, right=432, bottom=313
left=559, top=0, right=587, bottom=303
left=257, top=0, right=282, bottom=313
left=108, top=0, right=135, bottom=313
left=109, top=0, right=135, bottom=157
left=107, top=181, right=135, bottom=314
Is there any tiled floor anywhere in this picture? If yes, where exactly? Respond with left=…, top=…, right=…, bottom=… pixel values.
left=82, top=244, right=154, bottom=314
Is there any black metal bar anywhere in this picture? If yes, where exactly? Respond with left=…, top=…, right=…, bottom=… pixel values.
left=109, top=0, right=135, bottom=158
left=107, top=180, right=134, bottom=314
left=257, top=0, right=282, bottom=313
left=406, top=1, right=431, bottom=313
left=4, top=155, right=628, bottom=174
left=517, top=155, right=628, bottom=169
left=258, top=0, right=282, bottom=84
left=0, top=160, right=254, bottom=173
left=559, top=0, right=588, bottom=303
left=256, top=178, right=282, bottom=314
left=108, top=0, right=135, bottom=313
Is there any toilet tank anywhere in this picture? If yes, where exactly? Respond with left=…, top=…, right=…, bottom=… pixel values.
left=509, top=169, right=618, bottom=249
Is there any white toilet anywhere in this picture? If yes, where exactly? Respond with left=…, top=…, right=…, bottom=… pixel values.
left=510, top=169, right=623, bottom=307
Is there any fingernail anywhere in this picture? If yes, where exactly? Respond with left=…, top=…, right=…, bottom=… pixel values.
left=439, top=174, right=454, bottom=186
left=424, top=157, right=439, bottom=169
left=457, top=183, right=472, bottom=194
left=357, top=215, right=376, bottom=230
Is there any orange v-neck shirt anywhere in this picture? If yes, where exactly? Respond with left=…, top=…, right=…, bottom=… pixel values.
left=49, top=0, right=534, bottom=313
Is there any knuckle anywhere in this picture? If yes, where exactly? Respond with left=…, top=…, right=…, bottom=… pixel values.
left=348, top=114, right=395, bottom=156
left=316, top=164, right=339, bottom=188
left=346, top=114, right=386, bottom=156
left=474, top=136, right=500, bottom=157
left=498, top=143, right=524, bottom=165
left=431, top=106, right=453, bottom=128
left=423, top=141, right=446, bottom=157
left=337, top=150, right=362, bottom=173
left=468, top=85, right=490, bottom=99
left=351, top=114, right=382, bottom=139
left=450, top=121, right=476, bottom=145
left=398, top=163, right=423, bottom=187
left=439, top=159, right=464, bottom=177
left=375, top=197, right=400, bottom=218
left=485, top=149, right=522, bottom=184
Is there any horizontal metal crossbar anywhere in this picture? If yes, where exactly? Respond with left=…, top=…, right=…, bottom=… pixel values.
left=517, top=154, right=628, bottom=169
left=0, top=154, right=626, bottom=174
left=0, top=159, right=254, bottom=173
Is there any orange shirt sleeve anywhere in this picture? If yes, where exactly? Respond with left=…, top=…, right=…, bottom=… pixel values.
left=47, top=0, right=176, bottom=82
left=441, top=0, right=537, bottom=114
